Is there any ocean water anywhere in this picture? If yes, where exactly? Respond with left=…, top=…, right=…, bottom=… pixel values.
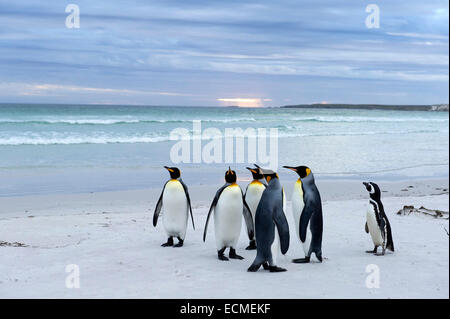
left=0, top=104, right=448, bottom=196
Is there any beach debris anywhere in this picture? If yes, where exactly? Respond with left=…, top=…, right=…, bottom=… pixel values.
left=0, top=241, right=28, bottom=248
left=397, top=206, right=449, bottom=219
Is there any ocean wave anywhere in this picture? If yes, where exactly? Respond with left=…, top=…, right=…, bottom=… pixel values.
left=0, top=118, right=258, bottom=125
left=290, top=116, right=449, bottom=123
left=0, top=116, right=446, bottom=126
left=0, top=129, right=447, bottom=146
left=0, top=136, right=170, bottom=145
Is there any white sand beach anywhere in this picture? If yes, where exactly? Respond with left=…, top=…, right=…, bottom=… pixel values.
left=0, top=178, right=448, bottom=299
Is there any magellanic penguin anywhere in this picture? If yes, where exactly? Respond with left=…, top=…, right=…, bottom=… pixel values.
left=203, top=168, right=255, bottom=261
left=153, top=166, right=195, bottom=247
left=248, top=167, right=290, bottom=272
left=363, top=182, right=394, bottom=256
left=284, top=165, right=323, bottom=263
left=244, top=166, right=267, bottom=250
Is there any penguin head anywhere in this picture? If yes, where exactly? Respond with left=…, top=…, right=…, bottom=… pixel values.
left=164, top=166, right=181, bottom=179
left=225, top=167, right=237, bottom=183
left=283, top=165, right=312, bottom=179
left=246, top=166, right=264, bottom=180
left=255, top=165, right=278, bottom=183
left=363, top=182, right=381, bottom=200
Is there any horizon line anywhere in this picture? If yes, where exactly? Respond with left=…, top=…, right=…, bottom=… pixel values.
left=0, top=102, right=448, bottom=108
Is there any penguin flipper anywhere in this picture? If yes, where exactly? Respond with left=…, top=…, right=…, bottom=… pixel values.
left=242, top=196, right=255, bottom=241
left=273, top=206, right=290, bottom=255
left=385, top=217, right=395, bottom=252
left=203, top=184, right=228, bottom=242
left=180, top=179, right=195, bottom=230
left=299, top=201, right=315, bottom=243
left=153, top=182, right=168, bottom=227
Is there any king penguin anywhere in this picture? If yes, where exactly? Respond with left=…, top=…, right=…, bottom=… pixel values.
left=363, top=182, right=394, bottom=256
left=203, top=168, right=255, bottom=261
left=153, top=166, right=195, bottom=247
left=244, top=166, right=267, bottom=250
left=248, top=167, right=290, bottom=272
left=284, top=165, right=323, bottom=263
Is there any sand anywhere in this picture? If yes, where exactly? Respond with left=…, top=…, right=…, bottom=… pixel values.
left=0, top=178, right=448, bottom=298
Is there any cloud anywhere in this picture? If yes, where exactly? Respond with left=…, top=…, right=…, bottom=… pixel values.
left=386, top=32, right=449, bottom=40
left=0, top=82, right=199, bottom=98
left=0, top=0, right=448, bottom=105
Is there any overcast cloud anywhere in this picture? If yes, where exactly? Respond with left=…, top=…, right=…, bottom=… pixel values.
left=0, top=0, right=448, bottom=106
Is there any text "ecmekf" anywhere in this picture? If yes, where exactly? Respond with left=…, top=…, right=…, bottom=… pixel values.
left=225, top=303, right=271, bottom=314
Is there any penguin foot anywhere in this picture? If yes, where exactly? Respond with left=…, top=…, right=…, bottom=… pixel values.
left=262, top=262, right=270, bottom=270
left=218, top=248, right=229, bottom=261
left=161, top=238, right=174, bottom=247
left=173, top=238, right=184, bottom=248
left=315, top=253, right=323, bottom=263
left=247, top=264, right=261, bottom=272
left=229, top=248, right=244, bottom=260
left=292, top=257, right=310, bottom=264
left=245, top=240, right=257, bottom=251
left=269, top=266, right=287, bottom=273
left=366, top=246, right=378, bottom=254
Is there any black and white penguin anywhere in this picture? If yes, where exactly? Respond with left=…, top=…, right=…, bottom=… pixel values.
left=244, top=166, right=266, bottom=250
left=203, top=168, right=254, bottom=261
left=284, top=165, right=323, bottom=263
left=248, top=168, right=290, bottom=272
left=363, top=182, right=394, bottom=256
left=153, top=166, right=195, bottom=247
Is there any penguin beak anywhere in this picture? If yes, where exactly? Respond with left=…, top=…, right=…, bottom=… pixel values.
left=164, top=166, right=174, bottom=173
left=228, top=167, right=232, bottom=174
left=246, top=167, right=257, bottom=174
left=283, top=166, right=297, bottom=172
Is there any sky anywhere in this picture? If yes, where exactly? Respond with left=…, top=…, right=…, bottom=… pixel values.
left=0, top=0, right=448, bottom=107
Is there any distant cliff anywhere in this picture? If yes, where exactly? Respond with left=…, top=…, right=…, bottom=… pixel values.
left=282, top=104, right=449, bottom=112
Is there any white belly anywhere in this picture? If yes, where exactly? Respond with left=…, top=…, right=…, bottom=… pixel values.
left=245, top=182, right=265, bottom=221
left=291, top=180, right=312, bottom=256
left=366, top=204, right=384, bottom=246
left=270, top=227, right=280, bottom=266
left=162, top=180, right=188, bottom=239
left=291, top=180, right=305, bottom=242
left=214, top=185, right=243, bottom=249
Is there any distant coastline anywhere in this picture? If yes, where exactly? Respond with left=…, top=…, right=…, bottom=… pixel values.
left=282, top=103, right=449, bottom=112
